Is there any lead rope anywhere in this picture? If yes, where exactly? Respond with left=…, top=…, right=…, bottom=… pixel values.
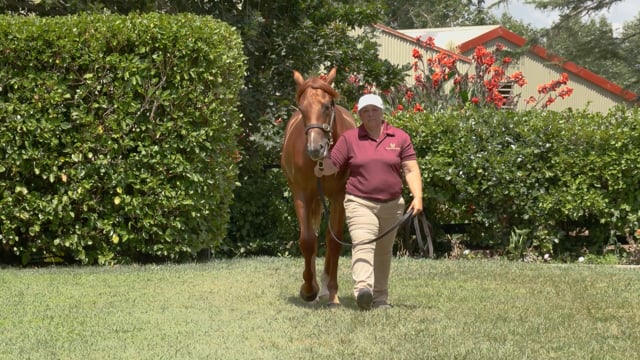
left=316, top=177, right=434, bottom=258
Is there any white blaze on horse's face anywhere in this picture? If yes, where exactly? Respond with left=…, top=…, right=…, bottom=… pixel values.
left=293, top=68, right=338, bottom=162
left=301, top=97, right=333, bottom=162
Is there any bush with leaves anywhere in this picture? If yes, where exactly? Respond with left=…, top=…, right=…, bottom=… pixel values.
left=0, top=13, right=245, bottom=264
left=392, top=106, right=640, bottom=257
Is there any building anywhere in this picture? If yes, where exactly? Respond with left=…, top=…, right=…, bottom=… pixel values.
left=372, top=24, right=638, bottom=112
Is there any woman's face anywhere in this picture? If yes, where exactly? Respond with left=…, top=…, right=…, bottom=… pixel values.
left=358, top=106, right=383, bottom=127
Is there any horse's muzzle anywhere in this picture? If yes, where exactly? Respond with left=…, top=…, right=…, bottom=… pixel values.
left=306, top=143, right=329, bottom=162
left=306, top=129, right=329, bottom=161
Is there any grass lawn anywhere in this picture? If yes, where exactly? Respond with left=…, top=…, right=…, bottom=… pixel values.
left=1, top=257, right=639, bottom=359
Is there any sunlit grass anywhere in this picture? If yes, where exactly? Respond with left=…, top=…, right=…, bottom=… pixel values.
left=2, top=258, right=639, bottom=359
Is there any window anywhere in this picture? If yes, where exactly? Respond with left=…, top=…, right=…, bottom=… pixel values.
left=498, top=82, right=515, bottom=110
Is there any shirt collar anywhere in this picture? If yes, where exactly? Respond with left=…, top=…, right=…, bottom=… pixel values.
left=357, top=121, right=396, bottom=139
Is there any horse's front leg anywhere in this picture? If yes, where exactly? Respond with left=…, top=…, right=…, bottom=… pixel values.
left=294, top=196, right=319, bottom=302
left=322, top=194, right=345, bottom=306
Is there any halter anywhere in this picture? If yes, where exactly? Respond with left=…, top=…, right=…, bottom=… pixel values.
left=303, top=99, right=336, bottom=146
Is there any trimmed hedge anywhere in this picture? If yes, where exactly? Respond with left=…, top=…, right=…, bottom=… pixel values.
left=0, top=13, right=246, bottom=264
left=393, top=106, right=640, bottom=256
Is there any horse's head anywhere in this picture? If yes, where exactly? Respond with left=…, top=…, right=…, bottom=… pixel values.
left=293, top=68, right=339, bottom=161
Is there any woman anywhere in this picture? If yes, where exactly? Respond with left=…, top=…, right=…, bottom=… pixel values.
left=314, top=93, right=423, bottom=310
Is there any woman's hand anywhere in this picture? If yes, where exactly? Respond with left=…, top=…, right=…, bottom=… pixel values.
left=314, top=158, right=338, bottom=177
left=408, top=197, right=423, bottom=215
left=402, top=160, right=423, bottom=215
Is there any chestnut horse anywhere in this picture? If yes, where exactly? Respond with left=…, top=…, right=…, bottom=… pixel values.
left=281, top=68, right=356, bottom=306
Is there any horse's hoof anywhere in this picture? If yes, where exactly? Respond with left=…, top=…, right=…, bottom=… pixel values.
left=300, top=288, right=318, bottom=302
left=326, top=302, right=341, bottom=309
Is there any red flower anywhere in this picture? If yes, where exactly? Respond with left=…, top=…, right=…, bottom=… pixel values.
left=525, top=96, right=537, bottom=104
left=473, top=46, right=495, bottom=67
left=414, top=73, right=424, bottom=86
left=544, top=96, right=556, bottom=107
left=421, top=36, right=435, bottom=48
left=509, top=71, right=527, bottom=87
left=412, top=48, right=422, bottom=60
left=559, top=73, right=569, bottom=85
left=473, top=46, right=487, bottom=60
left=432, top=72, right=442, bottom=88
left=405, top=90, right=414, bottom=102
left=435, top=52, right=457, bottom=70
left=396, top=104, right=404, bottom=111
left=557, top=87, right=573, bottom=99
left=471, top=97, right=479, bottom=104
left=413, top=103, right=424, bottom=112
left=538, top=84, right=549, bottom=94
left=502, top=57, right=512, bottom=65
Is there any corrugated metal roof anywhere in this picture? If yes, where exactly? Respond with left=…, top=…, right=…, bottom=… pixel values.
left=398, top=25, right=500, bottom=51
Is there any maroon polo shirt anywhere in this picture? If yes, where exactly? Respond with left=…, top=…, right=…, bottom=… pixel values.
left=330, top=121, right=417, bottom=202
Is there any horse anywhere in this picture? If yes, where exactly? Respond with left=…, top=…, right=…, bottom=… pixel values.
left=280, top=67, right=356, bottom=306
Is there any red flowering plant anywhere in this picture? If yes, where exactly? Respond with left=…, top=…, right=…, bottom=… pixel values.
left=464, top=43, right=528, bottom=109
left=346, top=37, right=573, bottom=113
left=524, top=72, right=574, bottom=109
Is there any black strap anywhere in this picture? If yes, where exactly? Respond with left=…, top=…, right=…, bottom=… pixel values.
left=412, top=210, right=434, bottom=258
left=317, top=177, right=434, bottom=258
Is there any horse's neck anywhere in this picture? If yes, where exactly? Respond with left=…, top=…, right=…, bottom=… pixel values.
left=333, top=106, right=356, bottom=136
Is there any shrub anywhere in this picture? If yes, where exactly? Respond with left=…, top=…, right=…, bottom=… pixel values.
left=0, top=13, right=246, bottom=264
left=393, top=106, right=640, bottom=256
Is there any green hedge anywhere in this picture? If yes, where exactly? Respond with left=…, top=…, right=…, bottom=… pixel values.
left=393, top=106, right=640, bottom=256
left=0, top=13, right=246, bottom=264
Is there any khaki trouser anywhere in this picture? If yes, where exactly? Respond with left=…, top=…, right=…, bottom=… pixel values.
left=344, top=194, right=405, bottom=305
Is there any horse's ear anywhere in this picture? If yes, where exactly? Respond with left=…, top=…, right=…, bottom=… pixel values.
left=325, top=67, right=337, bottom=85
left=293, top=70, right=305, bottom=88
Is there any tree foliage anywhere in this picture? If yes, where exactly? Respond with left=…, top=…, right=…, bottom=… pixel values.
left=384, top=0, right=494, bottom=28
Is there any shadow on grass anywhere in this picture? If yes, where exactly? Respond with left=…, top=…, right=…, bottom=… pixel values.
left=286, top=295, right=356, bottom=310
left=285, top=295, right=422, bottom=311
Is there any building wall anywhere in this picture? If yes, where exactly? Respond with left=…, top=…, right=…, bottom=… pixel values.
left=373, top=28, right=472, bottom=86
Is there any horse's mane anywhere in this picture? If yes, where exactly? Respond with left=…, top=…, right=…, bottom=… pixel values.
left=296, top=77, right=340, bottom=103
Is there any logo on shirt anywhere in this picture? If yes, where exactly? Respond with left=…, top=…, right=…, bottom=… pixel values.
left=385, top=142, right=400, bottom=151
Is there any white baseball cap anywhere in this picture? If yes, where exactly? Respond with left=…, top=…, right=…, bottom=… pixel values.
left=357, top=94, right=384, bottom=112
